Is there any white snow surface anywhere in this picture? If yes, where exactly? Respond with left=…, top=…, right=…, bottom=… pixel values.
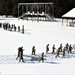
left=0, top=18, right=75, bottom=74
left=62, top=8, right=75, bottom=18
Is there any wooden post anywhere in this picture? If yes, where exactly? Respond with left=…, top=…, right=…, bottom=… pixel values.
left=32, top=4, right=33, bottom=21
left=52, top=3, right=54, bottom=17
left=26, top=4, right=28, bottom=21
left=37, top=4, right=38, bottom=22
left=45, top=4, right=46, bottom=21
left=62, top=18, right=63, bottom=26
left=18, top=4, right=20, bottom=20
left=72, top=19, right=74, bottom=26
left=67, top=19, right=68, bottom=26
left=22, top=5, right=23, bottom=14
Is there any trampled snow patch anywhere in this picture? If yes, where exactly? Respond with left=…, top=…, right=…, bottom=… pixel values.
left=0, top=50, right=75, bottom=64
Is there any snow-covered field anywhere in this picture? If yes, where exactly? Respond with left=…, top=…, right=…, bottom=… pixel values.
left=0, top=18, right=75, bottom=74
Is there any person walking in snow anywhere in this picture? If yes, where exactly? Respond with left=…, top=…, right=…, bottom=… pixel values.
left=52, top=45, right=56, bottom=54
left=11, top=24, right=14, bottom=29
left=19, top=47, right=24, bottom=62
left=73, top=44, right=75, bottom=50
left=65, top=43, right=69, bottom=51
left=68, top=44, right=73, bottom=53
left=16, top=47, right=21, bottom=60
left=46, top=44, right=49, bottom=53
left=59, top=43, right=63, bottom=52
left=32, top=46, right=36, bottom=55
left=16, top=46, right=24, bottom=62
left=62, top=47, right=66, bottom=56
left=0, top=23, right=2, bottom=28
left=22, top=25, right=24, bottom=34
left=39, top=52, right=44, bottom=62
left=18, top=26, right=20, bottom=32
left=8, top=24, right=10, bottom=31
left=55, top=48, right=60, bottom=58
left=14, top=25, right=16, bottom=31
left=10, top=25, right=12, bottom=31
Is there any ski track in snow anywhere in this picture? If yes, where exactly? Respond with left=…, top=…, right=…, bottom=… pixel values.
left=0, top=50, right=75, bottom=64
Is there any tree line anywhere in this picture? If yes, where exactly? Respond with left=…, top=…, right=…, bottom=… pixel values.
left=0, top=0, right=75, bottom=18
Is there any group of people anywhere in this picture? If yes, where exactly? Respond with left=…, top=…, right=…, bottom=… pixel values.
left=31, top=46, right=44, bottom=62
left=16, top=43, right=75, bottom=63
left=46, top=43, right=74, bottom=58
left=0, top=22, right=24, bottom=34
left=16, top=46, right=44, bottom=62
left=55, top=43, right=74, bottom=58
left=16, top=46, right=24, bottom=62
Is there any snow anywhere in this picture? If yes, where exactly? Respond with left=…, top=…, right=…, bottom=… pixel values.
left=62, top=8, right=75, bottom=18
left=0, top=18, right=75, bottom=74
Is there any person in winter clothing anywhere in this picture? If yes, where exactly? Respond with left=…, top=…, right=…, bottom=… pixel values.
left=18, top=26, right=20, bottom=32
left=10, top=26, right=12, bottom=31
left=22, top=25, right=24, bottom=34
left=65, top=43, right=69, bottom=51
left=19, top=47, right=24, bottom=62
left=73, top=44, right=75, bottom=50
left=52, top=45, right=56, bottom=54
left=46, top=44, right=49, bottom=53
left=14, top=25, right=16, bottom=31
left=32, top=46, right=36, bottom=55
left=0, top=23, right=2, bottom=28
left=62, top=47, right=66, bottom=56
left=12, top=24, right=14, bottom=29
left=39, top=52, right=44, bottom=62
left=68, top=44, right=73, bottom=53
left=59, top=44, right=63, bottom=52
left=55, top=48, right=60, bottom=58
left=8, top=24, right=10, bottom=31
left=16, top=46, right=24, bottom=62
left=16, top=47, right=21, bottom=60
